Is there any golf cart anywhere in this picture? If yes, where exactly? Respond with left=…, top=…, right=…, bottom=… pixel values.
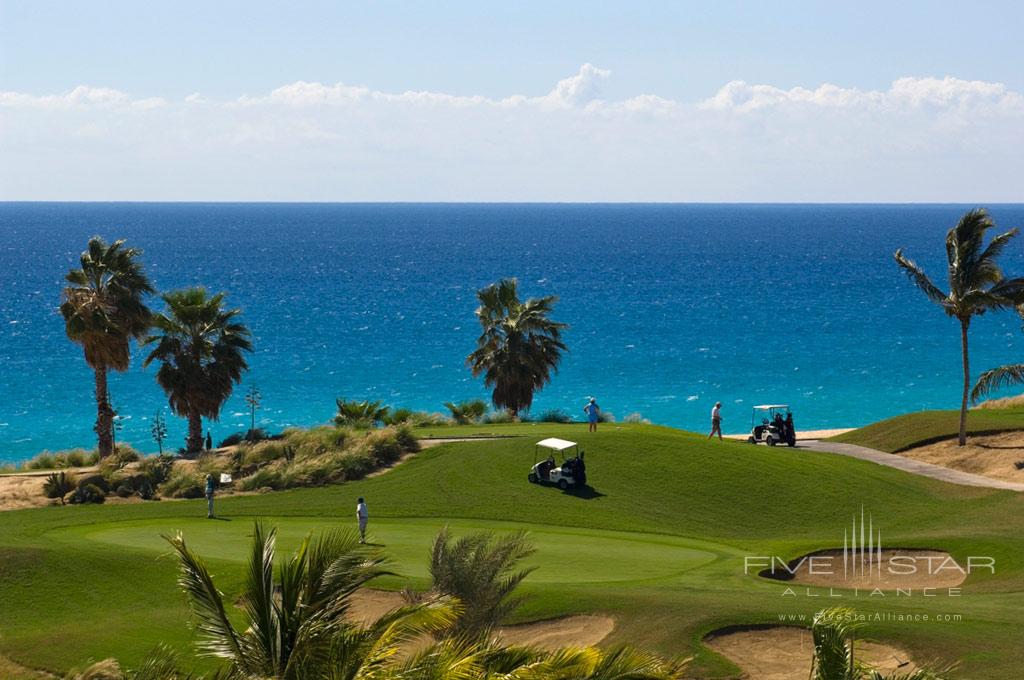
left=528, top=438, right=587, bottom=490
left=747, top=405, right=797, bottom=447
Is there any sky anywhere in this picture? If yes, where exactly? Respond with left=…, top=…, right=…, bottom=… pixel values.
left=1, top=0, right=1023, bottom=202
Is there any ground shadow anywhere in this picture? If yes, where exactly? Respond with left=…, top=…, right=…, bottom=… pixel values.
left=976, top=443, right=1024, bottom=450
left=561, top=484, right=605, bottom=500
left=208, top=516, right=232, bottom=521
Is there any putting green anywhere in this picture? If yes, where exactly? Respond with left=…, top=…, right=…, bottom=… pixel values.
left=49, top=516, right=730, bottom=585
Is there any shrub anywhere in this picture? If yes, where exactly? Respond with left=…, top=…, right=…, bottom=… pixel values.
left=443, top=399, right=488, bottom=424
left=70, top=483, right=106, bottom=504
left=623, top=412, right=651, bottom=424
left=115, top=483, right=134, bottom=498
left=100, top=445, right=142, bottom=473
left=238, top=466, right=285, bottom=492
left=537, top=409, right=573, bottom=423
left=160, top=467, right=205, bottom=499
left=393, top=424, right=419, bottom=452
left=482, top=410, right=516, bottom=424
left=24, top=452, right=57, bottom=470
left=43, top=471, right=77, bottom=505
left=76, top=474, right=110, bottom=493
left=137, top=454, right=175, bottom=487
left=597, top=410, right=615, bottom=423
left=334, top=398, right=390, bottom=428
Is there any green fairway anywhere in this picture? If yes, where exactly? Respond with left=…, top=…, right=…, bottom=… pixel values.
left=1, top=423, right=1022, bottom=678
left=828, top=406, right=1024, bottom=452
left=51, top=517, right=728, bottom=585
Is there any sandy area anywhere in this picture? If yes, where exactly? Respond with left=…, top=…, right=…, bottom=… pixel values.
left=0, top=472, right=51, bottom=511
left=725, top=428, right=853, bottom=441
left=762, top=549, right=965, bottom=590
left=348, top=590, right=614, bottom=649
left=900, top=431, right=1024, bottom=484
left=705, top=626, right=914, bottom=680
left=0, top=654, right=52, bottom=679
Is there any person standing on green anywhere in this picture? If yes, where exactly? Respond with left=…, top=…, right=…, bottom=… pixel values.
left=356, top=497, right=368, bottom=543
left=205, top=473, right=216, bottom=518
left=583, top=398, right=601, bottom=432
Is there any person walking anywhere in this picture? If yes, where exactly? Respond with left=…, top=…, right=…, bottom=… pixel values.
left=205, top=431, right=213, bottom=451
left=356, top=496, right=368, bottom=543
left=708, top=402, right=723, bottom=440
left=583, top=398, right=601, bottom=432
left=205, top=473, right=216, bottom=518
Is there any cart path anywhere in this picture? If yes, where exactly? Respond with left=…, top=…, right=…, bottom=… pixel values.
left=798, top=440, right=1024, bottom=492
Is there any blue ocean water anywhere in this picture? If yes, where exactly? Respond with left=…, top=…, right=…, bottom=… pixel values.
left=2, top=203, right=1024, bottom=463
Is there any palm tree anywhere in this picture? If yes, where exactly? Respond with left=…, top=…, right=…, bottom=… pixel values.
left=334, top=398, right=391, bottom=428
left=60, top=237, right=154, bottom=457
left=466, top=279, right=568, bottom=419
left=144, top=288, right=252, bottom=454
left=442, top=400, right=488, bottom=424
left=894, top=208, right=1024, bottom=446
left=810, top=607, right=953, bottom=679
left=426, top=528, right=536, bottom=640
left=166, top=521, right=459, bottom=679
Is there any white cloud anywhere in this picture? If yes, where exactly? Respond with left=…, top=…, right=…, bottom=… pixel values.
left=1, top=67, right=1022, bottom=201
left=700, top=76, right=1024, bottom=113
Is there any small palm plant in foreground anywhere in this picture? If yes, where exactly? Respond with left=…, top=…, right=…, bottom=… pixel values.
left=894, top=208, right=1024, bottom=446
left=424, top=527, right=536, bottom=640
left=810, top=607, right=953, bottom=680
left=144, top=288, right=252, bottom=454
left=167, top=521, right=457, bottom=679
left=60, top=236, right=154, bottom=457
left=467, top=278, right=568, bottom=419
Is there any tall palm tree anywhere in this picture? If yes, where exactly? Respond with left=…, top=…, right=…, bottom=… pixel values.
left=894, top=208, right=1024, bottom=446
left=60, top=237, right=154, bottom=457
left=144, top=288, right=252, bottom=453
left=467, top=278, right=568, bottom=419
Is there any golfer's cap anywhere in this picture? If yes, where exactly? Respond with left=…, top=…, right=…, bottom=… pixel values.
left=715, top=402, right=721, bottom=406
left=358, top=497, right=364, bottom=503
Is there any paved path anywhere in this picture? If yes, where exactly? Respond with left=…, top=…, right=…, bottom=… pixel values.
left=798, top=440, right=1024, bottom=492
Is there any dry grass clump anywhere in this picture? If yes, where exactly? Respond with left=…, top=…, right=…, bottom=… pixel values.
left=974, top=393, right=1024, bottom=409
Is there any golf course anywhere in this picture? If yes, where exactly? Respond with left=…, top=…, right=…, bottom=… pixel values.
left=1, top=422, right=1022, bottom=678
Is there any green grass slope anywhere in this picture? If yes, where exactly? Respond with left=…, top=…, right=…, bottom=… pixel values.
left=0, top=423, right=1021, bottom=678
left=828, top=407, right=1024, bottom=452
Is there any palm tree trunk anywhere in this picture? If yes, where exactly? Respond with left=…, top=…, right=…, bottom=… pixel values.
left=187, top=408, right=204, bottom=454
left=93, top=367, right=114, bottom=458
left=959, top=318, right=970, bottom=447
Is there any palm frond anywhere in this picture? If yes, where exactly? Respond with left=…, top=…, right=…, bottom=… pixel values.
left=893, top=250, right=948, bottom=308
left=971, top=364, right=1024, bottom=402
left=164, top=532, right=245, bottom=662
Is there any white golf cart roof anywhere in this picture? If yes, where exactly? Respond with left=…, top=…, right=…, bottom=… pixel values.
left=753, top=404, right=790, bottom=409
left=536, top=437, right=578, bottom=451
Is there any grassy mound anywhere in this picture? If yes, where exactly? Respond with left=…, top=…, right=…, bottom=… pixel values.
left=0, top=423, right=1021, bottom=678
left=828, top=407, right=1024, bottom=452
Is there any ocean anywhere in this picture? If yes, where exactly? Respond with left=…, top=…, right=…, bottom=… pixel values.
left=1, top=203, right=1023, bottom=463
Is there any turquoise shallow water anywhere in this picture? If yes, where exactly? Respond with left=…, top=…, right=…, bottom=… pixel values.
left=1, top=203, right=1023, bottom=462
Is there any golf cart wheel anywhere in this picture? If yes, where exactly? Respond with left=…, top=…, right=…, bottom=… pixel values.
left=747, top=436, right=756, bottom=444
left=528, top=473, right=538, bottom=484
left=557, top=479, right=569, bottom=491
left=767, top=437, right=777, bottom=447
left=787, top=440, right=796, bottom=448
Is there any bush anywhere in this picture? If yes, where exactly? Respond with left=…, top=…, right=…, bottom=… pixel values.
left=76, top=474, right=110, bottom=493
left=597, top=410, right=615, bottom=423
left=24, top=452, right=57, bottom=470
left=137, top=454, right=175, bottom=487
left=159, top=467, right=205, bottom=499
left=482, top=410, right=516, bottom=424
left=334, top=398, right=390, bottom=428
left=623, top=412, right=651, bottom=424
left=537, top=409, right=573, bottom=423
left=70, top=483, right=106, bottom=504
left=443, top=399, right=488, bottom=424
left=42, top=471, right=77, bottom=505
left=100, top=445, right=142, bottom=473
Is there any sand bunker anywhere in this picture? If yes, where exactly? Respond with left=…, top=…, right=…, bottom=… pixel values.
left=901, top=431, right=1024, bottom=484
left=705, top=626, right=914, bottom=680
left=348, top=590, right=613, bottom=649
left=0, top=473, right=50, bottom=511
left=760, top=549, right=966, bottom=590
